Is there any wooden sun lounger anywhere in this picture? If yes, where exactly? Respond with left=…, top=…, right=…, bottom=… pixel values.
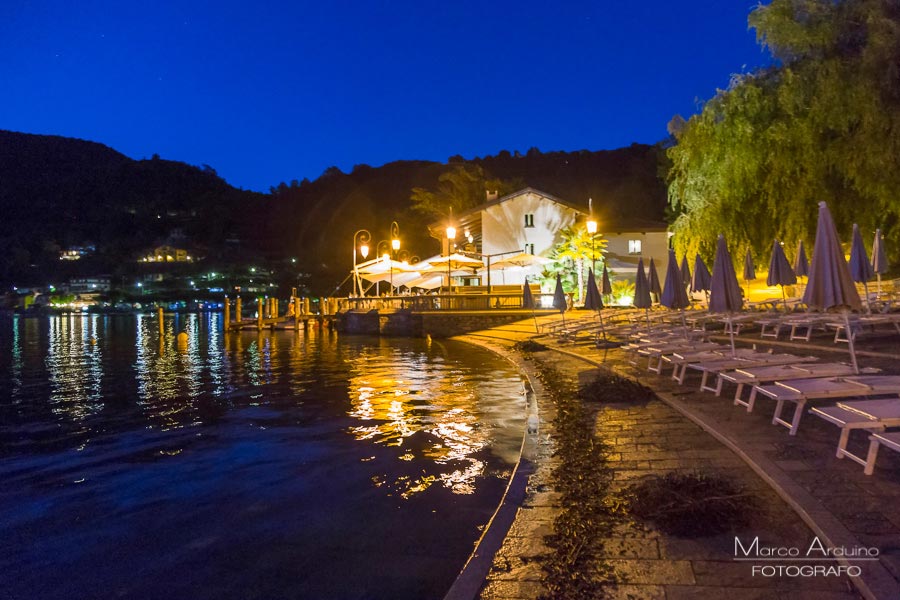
left=636, top=341, right=722, bottom=372
left=863, top=432, right=900, bottom=475
left=751, top=376, right=900, bottom=435
left=810, top=399, right=900, bottom=472
left=685, top=353, right=818, bottom=394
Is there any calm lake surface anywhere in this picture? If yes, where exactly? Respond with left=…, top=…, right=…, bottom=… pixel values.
left=0, top=313, right=526, bottom=600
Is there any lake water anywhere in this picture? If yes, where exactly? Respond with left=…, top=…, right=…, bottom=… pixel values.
left=0, top=313, right=526, bottom=600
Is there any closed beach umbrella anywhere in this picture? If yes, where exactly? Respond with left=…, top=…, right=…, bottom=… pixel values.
left=661, top=250, right=690, bottom=310
left=849, top=223, right=874, bottom=312
left=709, top=234, right=744, bottom=356
left=680, top=256, right=692, bottom=290
left=872, top=228, right=888, bottom=296
left=661, top=249, right=690, bottom=330
left=600, top=264, right=612, bottom=296
left=794, top=240, right=809, bottom=278
left=802, top=202, right=861, bottom=372
left=648, top=258, right=662, bottom=303
left=522, top=277, right=538, bottom=332
left=584, top=268, right=607, bottom=340
left=691, top=254, right=712, bottom=296
left=522, top=279, right=535, bottom=309
left=584, top=269, right=603, bottom=310
left=742, top=248, right=756, bottom=299
left=633, top=257, right=652, bottom=329
left=552, top=273, right=567, bottom=328
left=766, top=239, right=797, bottom=311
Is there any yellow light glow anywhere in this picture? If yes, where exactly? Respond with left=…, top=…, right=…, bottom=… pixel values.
left=446, top=226, right=456, bottom=240
left=587, top=219, right=598, bottom=234
left=359, top=244, right=369, bottom=259
left=391, top=238, right=400, bottom=251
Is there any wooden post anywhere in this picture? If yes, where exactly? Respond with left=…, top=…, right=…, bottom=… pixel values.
left=319, top=297, right=326, bottom=315
left=274, top=298, right=279, bottom=319
left=158, top=306, right=164, bottom=336
left=223, top=296, right=230, bottom=327
left=257, top=298, right=264, bottom=330
left=293, top=293, right=300, bottom=330
left=235, top=297, right=242, bottom=324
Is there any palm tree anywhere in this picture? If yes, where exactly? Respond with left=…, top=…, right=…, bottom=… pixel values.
left=550, top=225, right=608, bottom=302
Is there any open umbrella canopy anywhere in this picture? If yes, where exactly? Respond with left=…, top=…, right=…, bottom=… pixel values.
left=680, top=256, right=692, bottom=288
left=849, top=224, right=874, bottom=284
left=490, top=252, right=552, bottom=270
left=660, top=249, right=690, bottom=310
left=691, top=254, right=712, bottom=293
left=766, top=240, right=797, bottom=286
left=873, top=229, right=888, bottom=274
left=794, top=240, right=809, bottom=278
left=709, top=234, right=743, bottom=313
left=600, top=264, right=612, bottom=295
left=633, top=257, right=652, bottom=309
left=584, top=269, right=603, bottom=310
left=802, top=202, right=861, bottom=311
left=648, top=258, right=662, bottom=300
left=419, top=253, right=484, bottom=272
left=552, top=273, right=567, bottom=312
left=403, top=274, right=445, bottom=290
left=743, top=249, right=756, bottom=282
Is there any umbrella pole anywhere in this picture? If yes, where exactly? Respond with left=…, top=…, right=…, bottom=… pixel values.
left=863, top=281, right=871, bottom=313
left=728, top=316, right=736, bottom=358
left=781, top=285, right=787, bottom=312
left=844, top=311, right=859, bottom=374
left=877, top=273, right=882, bottom=298
left=645, top=308, right=651, bottom=332
left=597, top=309, right=607, bottom=341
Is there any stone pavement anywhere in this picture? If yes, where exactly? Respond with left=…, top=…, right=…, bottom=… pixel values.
left=452, top=314, right=900, bottom=600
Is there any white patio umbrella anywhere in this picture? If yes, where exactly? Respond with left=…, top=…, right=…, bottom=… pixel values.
left=849, top=223, right=874, bottom=313
left=872, top=228, right=888, bottom=297
left=709, top=234, right=744, bottom=357
left=419, top=253, right=483, bottom=288
left=766, top=239, right=797, bottom=311
left=802, top=202, right=862, bottom=373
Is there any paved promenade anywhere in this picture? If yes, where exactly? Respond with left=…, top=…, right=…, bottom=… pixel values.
left=454, top=313, right=900, bottom=600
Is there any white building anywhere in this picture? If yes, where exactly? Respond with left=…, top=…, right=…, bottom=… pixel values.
left=428, top=187, right=669, bottom=288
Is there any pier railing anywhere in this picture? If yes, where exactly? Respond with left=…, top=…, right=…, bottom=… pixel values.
left=338, top=291, right=558, bottom=312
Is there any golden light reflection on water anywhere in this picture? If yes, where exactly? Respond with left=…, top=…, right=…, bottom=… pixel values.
left=347, top=347, right=508, bottom=499
left=46, top=314, right=103, bottom=419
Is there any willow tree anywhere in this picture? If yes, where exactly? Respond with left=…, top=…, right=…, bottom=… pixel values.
left=668, top=0, right=900, bottom=267
left=410, top=164, right=521, bottom=220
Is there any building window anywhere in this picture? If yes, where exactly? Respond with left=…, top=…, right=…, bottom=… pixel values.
left=524, top=214, right=534, bottom=228
left=628, top=239, right=642, bottom=255
left=524, top=243, right=535, bottom=254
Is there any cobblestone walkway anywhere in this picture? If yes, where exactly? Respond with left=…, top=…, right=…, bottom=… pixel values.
left=454, top=315, right=900, bottom=599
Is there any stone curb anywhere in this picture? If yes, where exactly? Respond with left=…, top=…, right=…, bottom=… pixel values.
left=443, top=336, right=544, bottom=600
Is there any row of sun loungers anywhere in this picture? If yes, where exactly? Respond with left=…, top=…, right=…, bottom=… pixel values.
left=616, top=324, right=900, bottom=476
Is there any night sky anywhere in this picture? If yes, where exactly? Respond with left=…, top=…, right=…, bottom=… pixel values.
left=1, top=1, right=767, bottom=192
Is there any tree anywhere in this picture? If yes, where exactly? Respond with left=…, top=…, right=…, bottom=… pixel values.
left=544, top=225, right=608, bottom=302
left=667, top=0, right=900, bottom=268
left=410, top=164, right=520, bottom=219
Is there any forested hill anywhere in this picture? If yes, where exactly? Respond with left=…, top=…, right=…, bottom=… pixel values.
left=266, top=143, right=669, bottom=275
left=0, top=130, right=667, bottom=289
left=0, top=130, right=267, bottom=283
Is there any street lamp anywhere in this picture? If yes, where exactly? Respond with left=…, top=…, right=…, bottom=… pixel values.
left=390, top=222, right=400, bottom=294
left=446, top=224, right=456, bottom=289
left=353, top=229, right=371, bottom=296
left=587, top=217, right=598, bottom=274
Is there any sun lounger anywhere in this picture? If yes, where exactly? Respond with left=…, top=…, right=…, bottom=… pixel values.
left=663, top=347, right=761, bottom=384
left=719, top=362, right=877, bottom=407
left=810, top=399, right=900, bottom=471
left=685, top=353, right=818, bottom=394
left=636, top=341, right=722, bottom=372
left=752, top=376, right=900, bottom=435
left=862, top=432, right=900, bottom=475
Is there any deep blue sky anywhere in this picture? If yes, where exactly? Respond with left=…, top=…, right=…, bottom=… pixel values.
left=0, top=1, right=768, bottom=192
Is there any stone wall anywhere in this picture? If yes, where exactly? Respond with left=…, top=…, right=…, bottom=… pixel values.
left=336, top=309, right=539, bottom=338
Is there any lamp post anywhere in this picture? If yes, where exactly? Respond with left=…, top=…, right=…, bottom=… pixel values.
left=389, top=222, right=400, bottom=294
left=446, top=224, right=456, bottom=289
left=587, top=217, right=598, bottom=274
left=353, top=229, right=371, bottom=296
